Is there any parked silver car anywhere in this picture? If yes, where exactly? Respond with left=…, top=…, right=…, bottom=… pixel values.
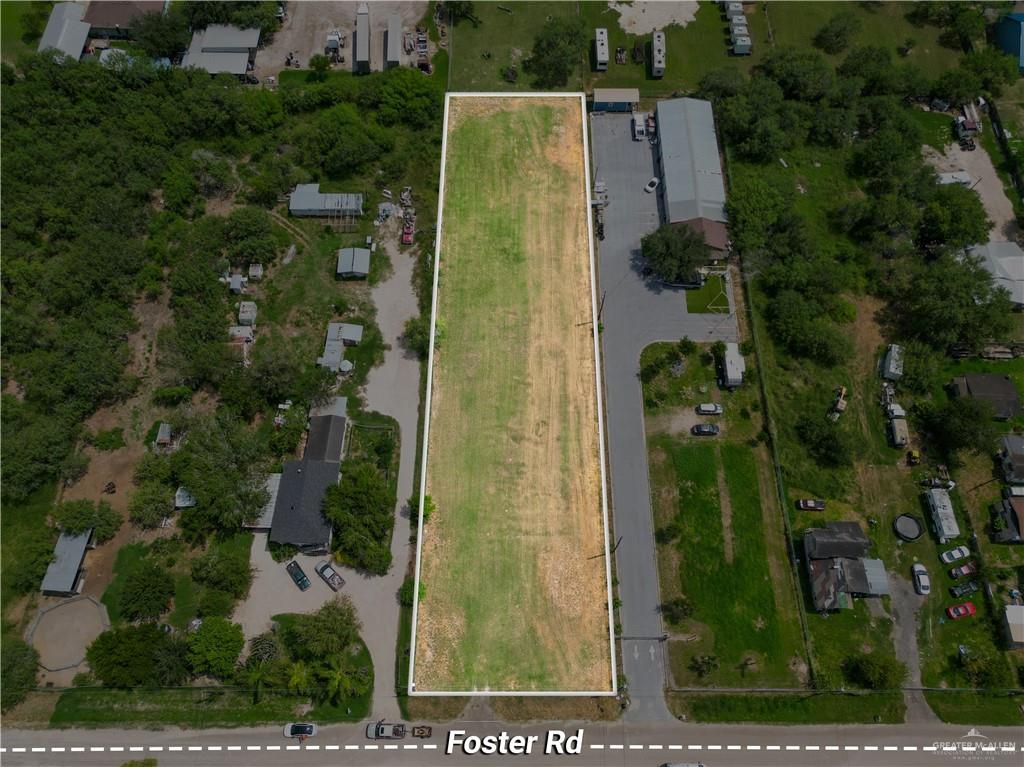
left=911, top=563, right=930, bottom=595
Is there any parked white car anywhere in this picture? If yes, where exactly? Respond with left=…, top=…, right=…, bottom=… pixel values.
left=284, top=723, right=317, bottom=739
left=911, top=563, right=931, bottom=595
left=644, top=177, right=660, bottom=193
left=939, top=545, right=970, bottom=564
left=695, top=403, right=723, bottom=415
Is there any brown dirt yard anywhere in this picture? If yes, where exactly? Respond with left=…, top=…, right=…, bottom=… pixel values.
left=413, top=96, right=613, bottom=693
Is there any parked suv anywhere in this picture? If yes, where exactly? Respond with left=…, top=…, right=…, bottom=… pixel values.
left=950, top=580, right=980, bottom=599
left=286, top=560, right=311, bottom=591
left=695, top=403, right=723, bottom=415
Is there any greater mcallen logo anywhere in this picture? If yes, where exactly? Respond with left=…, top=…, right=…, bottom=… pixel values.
left=931, top=728, right=1017, bottom=761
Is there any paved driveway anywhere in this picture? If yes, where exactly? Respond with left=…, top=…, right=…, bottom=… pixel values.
left=590, top=113, right=738, bottom=721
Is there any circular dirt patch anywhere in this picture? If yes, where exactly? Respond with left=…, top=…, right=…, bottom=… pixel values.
left=28, top=596, right=109, bottom=671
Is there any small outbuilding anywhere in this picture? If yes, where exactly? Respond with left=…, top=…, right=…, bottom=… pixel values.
left=595, top=28, right=609, bottom=71
left=181, top=24, right=260, bottom=76
left=174, top=487, right=197, bottom=509
left=881, top=343, right=903, bottom=381
left=288, top=184, right=364, bottom=218
left=950, top=373, right=1022, bottom=420
left=38, top=2, right=91, bottom=60
left=592, top=87, right=640, bottom=113
left=888, top=417, right=909, bottom=448
left=155, top=422, right=172, bottom=447
left=729, top=14, right=748, bottom=32
left=1005, top=604, right=1024, bottom=649
left=925, top=487, right=960, bottom=544
left=238, top=301, right=258, bottom=326
left=937, top=170, right=972, bottom=186
left=1002, top=435, right=1024, bottom=485
left=725, top=2, right=745, bottom=20
left=228, top=325, right=254, bottom=343
left=992, top=497, right=1023, bottom=544
left=41, top=529, right=94, bottom=597
left=732, top=35, right=752, bottom=55
left=248, top=263, right=264, bottom=281
left=229, top=274, right=247, bottom=294
left=337, top=247, right=371, bottom=279
left=721, top=342, right=745, bottom=389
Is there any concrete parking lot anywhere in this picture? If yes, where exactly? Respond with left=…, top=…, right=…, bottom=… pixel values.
left=589, top=112, right=739, bottom=720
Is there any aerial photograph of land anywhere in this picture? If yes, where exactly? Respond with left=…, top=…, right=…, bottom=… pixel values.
left=1, top=0, right=1023, bottom=765
left=411, top=94, right=613, bottom=694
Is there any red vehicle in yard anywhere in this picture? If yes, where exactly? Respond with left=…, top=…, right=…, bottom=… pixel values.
left=946, top=602, right=976, bottom=620
left=948, top=561, right=977, bottom=579
left=402, top=222, right=414, bottom=245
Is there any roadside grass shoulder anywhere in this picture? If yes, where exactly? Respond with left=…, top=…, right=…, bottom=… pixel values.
left=669, top=690, right=905, bottom=724
left=924, top=691, right=1023, bottom=726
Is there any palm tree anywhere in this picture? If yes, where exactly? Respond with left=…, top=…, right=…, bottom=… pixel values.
left=242, top=659, right=271, bottom=705
left=287, top=660, right=313, bottom=696
left=315, top=656, right=371, bottom=706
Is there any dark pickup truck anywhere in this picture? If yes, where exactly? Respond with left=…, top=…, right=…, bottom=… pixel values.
left=286, top=560, right=311, bottom=591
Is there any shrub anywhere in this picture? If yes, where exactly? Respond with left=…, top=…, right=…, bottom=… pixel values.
left=151, top=386, right=192, bottom=406
left=197, top=588, right=235, bottom=618
left=128, top=481, right=173, bottom=528
left=795, top=413, right=855, bottom=467
left=661, top=596, right=693, bottom=625
left=845, top=651, right=906, bottom=690
left=1, top=637, right=39, bottom=711
left=191, top=540, right=253, bottom=599
left=324, top=462, right=395, bottom=574
left=398, top=577, right=415, bottom=607
left=188, top=617, right=244, bottom=678
left=91, top=427, right=126, bottom=451
left=87, top=625, right=168, bottom=687
left=286, top=597, right=361, bottom=661
left=52, top=499, right=122, bottom=543
left=119, top=561, right=174, bottom=621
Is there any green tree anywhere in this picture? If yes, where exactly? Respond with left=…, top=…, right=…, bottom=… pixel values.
left=402, top=315, right=431, bottom=360
left=962, top=48, right=1019, bottom=96
left=376, top=67, right=444, bottom=130
left=918, top=398, right=999, bottom=459
left=689, top=654, right=719, bottom=678
left=1, top=638, right=39, bottom=711
left=87, top=625, right=168, bottom=687
left=445, top=1, right=476, bottom=24
left=796, top=413, right=855, bottom=467
left=524, top=16, right=585, bottom=88
left=813, top=11, right=862, bottom=54
left=660, top=596, right=693, bottom=625
left=128, top=481, right=173, bottom=528
left=133, top=10, right=191, bottom=59
left=287, top=597, right=362, bottom=661
left=119, top=560, right=174, bottom=621
left=191, top=538, right=254, bottom=599
left=188, top=616, right=244, bottom=678
left=323, top=462, right=395, bottom=574
left=932, top=67, right=982, bottom=106
left=315, top=653, right=372, bottom=705
left=287, top=660, right=313, bottom=695
left=52, top=499, right=122, bottom=543
left=641, top=224, right=711, bottom=284
left=846, top=651, right=907, bottom=690
left=918, top=184, right=991, bottom=253
left=309, top=53, right=331, bottom=82
left=152, top=635, right=191, bottom=686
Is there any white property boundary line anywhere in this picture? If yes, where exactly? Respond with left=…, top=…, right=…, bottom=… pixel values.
left=408, top=92, right=617, bottom=697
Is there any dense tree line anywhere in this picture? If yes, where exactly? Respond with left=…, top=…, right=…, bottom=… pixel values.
left=716, top=43, right=1015, bottom=370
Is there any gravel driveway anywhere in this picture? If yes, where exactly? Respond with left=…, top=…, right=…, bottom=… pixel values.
left=888, top=571, right=939, bottom=724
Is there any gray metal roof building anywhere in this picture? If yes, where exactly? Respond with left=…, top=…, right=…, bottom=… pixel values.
left=722, top=342, right=746, bottom=388
left=269, top=460, right=338, bottom=552
left=316, top=323, right=361, bottom=372
left=882, top=343, right=904, bottom=381
left=288, top=184, right=364, bottom=217
left=337, top=247, right=371, bottom=278
left=181, top=24, right=260, bottom=75
left=967, top=241, right=1024, bottom=307
left=41, top=529, right=93, bottom=596
left=355, top=2, right=370, bottom=72
left=386, top=13, right=402, bottom=68
left=38, top=3, right=90, bottom=60
left=238, top=301, right=258, bottom=326
left=655, top=98, right=727, bottom=246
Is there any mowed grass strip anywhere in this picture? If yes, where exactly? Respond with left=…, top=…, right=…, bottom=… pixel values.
left=653, top=437, right=802, bottom=686
left=415, top=97, right=610, bottom=692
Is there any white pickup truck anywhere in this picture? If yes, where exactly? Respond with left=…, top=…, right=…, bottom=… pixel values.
left=366, top=720, right=406, bottom=740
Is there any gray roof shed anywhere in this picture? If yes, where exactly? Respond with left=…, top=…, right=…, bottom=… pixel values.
left=337, top=247, right=371, bottom=277
left=41, top=529, right=93, bottom=596
left=38, top=2, right=90, bottom=60
left=656, top=98, right=726, bottom=225
left=289, top=184, right=364, bottom=217
left=386, top=13, right=402, bottom=65
left=355, top=2, right=370, bottom=66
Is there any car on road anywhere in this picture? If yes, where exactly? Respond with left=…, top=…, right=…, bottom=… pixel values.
left=691, top=423, right=720, bottom=436
left=796, top=499, right=826, bottom=511
left=286, top=560, right=311, bottom=591
left=950, top=580, right=980, bottom=599
left=949, top=561, right=978, bottom=580
left=911, top=563, right=931, bottom=595
left=366, top=720, right=406, bottom=740
left=315, top=560, right=345, bottom=591
left=695, top=403, right=723, bottom=415
left=939, top=545, right=970, bottom=564
left=283, top=723, right=317, bottom=739
left=946, top=602, right=977, bottom=620
left=644, top=177, right=660, bottom=193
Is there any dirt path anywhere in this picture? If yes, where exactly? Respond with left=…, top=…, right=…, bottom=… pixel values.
left=266, top=209, right=311, bottom=248
left=923, top=142, right=1020, bottom=242
left=715, top=460, right=735, bottom=564
left=848, top=294, right=885, bottom=446
left=888, top=572, right=939, bottom=723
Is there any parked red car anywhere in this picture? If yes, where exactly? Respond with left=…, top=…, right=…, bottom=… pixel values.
left=946, top=602, right=977, bottom=620
left=948, top=562, right=977, bottom=580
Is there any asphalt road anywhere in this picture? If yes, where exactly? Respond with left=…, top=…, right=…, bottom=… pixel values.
left=589, top=113, right=739, bottom=721
left=2, top=721, right=1021, bottom=766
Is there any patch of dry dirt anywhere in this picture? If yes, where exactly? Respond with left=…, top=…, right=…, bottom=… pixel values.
left=608, top=1, right=698, bottom=35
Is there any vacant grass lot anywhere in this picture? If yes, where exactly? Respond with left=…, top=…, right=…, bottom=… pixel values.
left=414, top=96, right=611, bottom=693
left=685, top=275, right=730, bottom=314
left=669, top=690, right=904, bottom=724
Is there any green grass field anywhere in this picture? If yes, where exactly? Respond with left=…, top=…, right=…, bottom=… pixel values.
left=413, top=96, right=611, bottom=693
left=685, top=275, right=730, bottom=314
left=651, top=437, right=805, bottom=687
